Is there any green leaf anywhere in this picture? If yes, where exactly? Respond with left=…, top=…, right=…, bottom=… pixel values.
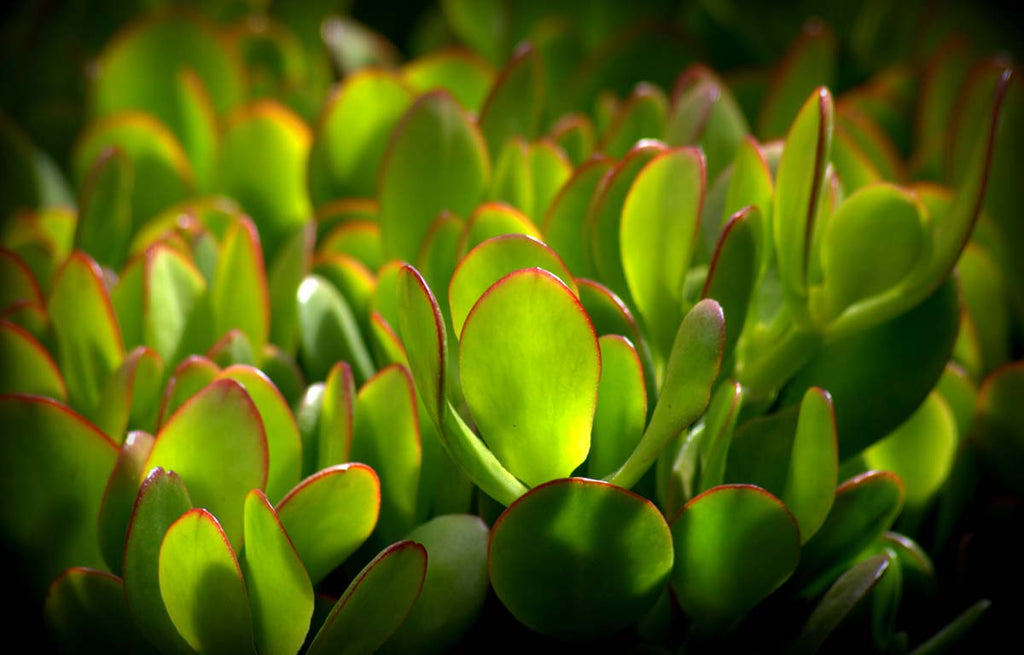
left=242, top=490, right=313, bottom=655
left=0, top=248, right=44, bottom=311
left=671, top=484, right=799, bottom=633
left=910, top=599, right=992, bottom=654
left=478, top=43, right=543, bottom=156
left=459, top=268, right=600, bottom=487
left=296, top=275, right=375, bottom=384
left=864, top=392, right=957, bottom=507
left=772, top=87, right=833, bottom=303
left=309, top=70, right=414, bottom=206
left=817, top=184, right=927, bottom=324
left=98, top=431, right=154, bottom=576
left=606, top=299, right=724, bottom=489
left=380, top=515, right=490, bottom=654
left=47, top=252, right=125, bottom=415
left=156, top=355, right=220, bottom=428
left=212, top=216, right=271, bottom=360
left=459, top=201, right=542, bottom=254
left=489, top=478, right=673, bottom=639
left=589, top=335, right=646, bottom=479
left=702, top=207, right=759, bottom=362
left=44, top=568, right=151, bottom=654
left=758, top=22, right=836, bottom=140
left=665, top=66, right=748, bottom=181
left=268, top=223, right=314, bottom=354
left=320, top=221, right=382, bottom=272
left=795, top=471, right=905, bottom=596
left=0, top=395, right=118, bottom=593
left=957, top=244, right=1010, bottom=374
left=352, top=365, right=422, bottom=545
left=974, top=362, right=1024, bottom=495
left=527, top=139, right=572, bottom=223
left=449, top=233, right=576, bottom=336
left=441, top=0, right=508, bottom=65
left=397, top=265, right=527, bottom=506
left=174, top=69, right=219, bottom=192
left=0, top=319, right=66, bottom=399
left=379, top=91, right=489, bottom=262
left=145, top=379, right=268, bottom=549
left=216, top=102, right=311, bottom=259
left=306, top=541, right=427, bottom=655
left=600, top=83, right=668, bottom=159
left=401, top=48, right=495, bottom=113
left=793, top=554, right=891, bottom=654
left=489, top=137, right=532, bottom=216
left=217, top=365, right=302, bottom=505
left=782, top=278, right=959, bottom=458
left=159, top=509, right=255, bottom=653
left=94, top=346, right=163, bottom=442
left=783, top=388, right=839, bottom=542
left=694, top=380, right=744, bottom=495
left=276, top=464, right=381, bottom=585
left=123, top=468, right=193, bottom=655
left=621, top=147, right=705, bottom=358
left=319, top=361, right=355, bottom=471
left=74, top=147, right=133, bottom=271
left=548, top=112, right=596, bottom=166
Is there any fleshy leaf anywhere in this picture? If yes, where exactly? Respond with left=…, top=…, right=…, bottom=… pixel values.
left=379, top=91, right=489, bottom=262
left=44, top=568, right=150, bottom=653
left=759, top=21, right=837, bottom=140
left=601, top=83, right=668, bottom=159
left=974, top=362, right=1024, bottom=495
left=589, top=335, right=647, bottom=479
left=621, top=147, right=705, bottom=357
left=123, top=468, right=193, bottom=655
left=306, top=541, right=427, bottom=655
left=144, top=378, right=268, bottom=549
left=489, top=478, right=673, bottom=639
left=268, top=223, right=314, bottom=354
left=158, top=509, right=255, bottom=653
left=319, top=361, right=355, bottom=471
left=296, top=275, right=375, bottom=384
left=352, top=365, right=422, bottom=545
left=459, top=268, right=600, bottom=487
left=74, top=148, right=133, bottom=271
left=276, top=464, right=381, bottom=585
left=47, top=252, right=125, bottom=415
left=242, top=490, right=314, bottom=655
left=0, top=395, right=118, bottom=593
left=671, top=484, right=800, bottom=633
left=478, top=43, right=543, bottom=157
left=157, top=355, right=220, bottom=428
left=458, top=201, right=542, bottom=254
left=212, top=216, right=271, bottom=360
left=448, top=233, right=576, bottom=336
left=93, top=346, right=163, bottom=442
left=702, top=207, right=759, bottom=362
left=0, top=320, right=66, bottom=399
left=401, top=48, right=495, bottom=112
left=98, top=431, right=155, bottom=576
left=380, top=515, right=490, bottom=654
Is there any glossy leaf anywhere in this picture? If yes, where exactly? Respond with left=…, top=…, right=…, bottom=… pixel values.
left=93, top=346, right=163, bottom=442
left=0, top=395, right=118, bottom=592
left=74, top=148, right=133, bottom=270
left=478, top=43, right=543, bottom=157
left=242, top=490, right=313, bottom=655
left=759, top=22, right=837, bottom=140
left=396, top=266, right=448, bottom=427
left=268, top=223, right=314, bottom=354
left=459, top=268, right=600, bottom=487
left=122, top=468, right=193, bottom=655
left=621, top=147, right=705, bottom=357
left=772, top=87, right=833, bottom=301
left=489, top=478, right=673, bottom=639
left=212, top=216, right=271, bottom=359
left=47, top=252, right=124, bottom=415
left=218, top=366, right=302, bottom=505
left=0, top=248, right=44, bottom=311
left=401, top=48, right=495, bottom=112
left=589, top=335, right=647, bottom=479
left=527, top=139, right=572, bottom=222
left=319, top=361, right=355, bottom=470
left=296, top=275, right=375, bottom=384
left=702, top=207, right=759, bottom=361
left=44, top=568, right=149, bottom=654
left=157, top=355, right=220, bottom=428
left=670, top=484, right=800, bottom=633
left=320, top=221, right=382, bottom=272
left=783, top=388, right=839, bottom=541
left=97, top=431, right=154, bottom=576
left=601, top=83, right=668, bottom=159
left=352, top=365, right=422, bottom=545
left=145, top=379, right=268, bottom=549
left=381, top=515, right=490, bottom=654
left=379, top=91, right=489, bottom=262
left=276, top=464, right=381, bottom=585
left=0, top=320, right=66, bottom=399
left=306, top=541, right=427, bottom=655
left=459, top=201, right=542, bottom=255
left=607, top=299, right=724, bottom=489
left=159, top=509, right=255, bottom=653
left=448, top=233, right=576, bottom=336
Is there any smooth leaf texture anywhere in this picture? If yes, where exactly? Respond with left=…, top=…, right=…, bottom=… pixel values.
left=489, top=478, right=673, bottom=639
left=352, top=365, right=422, bottom=546
left=380, top=515, right=490, bottom=654
left=217, top=366, right=302, bottom=505
left=759, top=21, right=836, bottom=140
left=0, top=320, right=66, bottom=399
left=601, top=83, right=668, bottom=159
left=157, top=355, right=220, bottom=428
left=401, top=48, right=495, bottom=112
left=0, top=395, right=118, bottom=593
left=122, top=468, right=193, bottom=655
left=268, top=223, right=314, bottom=354
left=458, top=202, right=543, bottom=254
left=159, top=509, right=255, bottom=654
left=44, top=568, right=150, bottom=654
left=448, top=233, right=576, bottom=336
left=306, top=541, right=427, bottom=655
left=772, top=87, right=833, bottom=301
left=97, top=430, right=155, bottom=575
left=74, top=147, right=133, bottom=271
left=459, top=268, right=600, bottom=487
left=93, top=346, right=163, bottom=442
left=212, top=217, right=271, bottom=361
left=242, top=490, right=313, bottom=655
left=702, top=206, right=759, bottom=362
left=47, top=252, right=125, bottom=415
left=296, top=275, right=375, bottom=384
left=379, top=90, right=489, bottom=262
left=478, top=43, right=543, bottom=157
left=541, top=157, right=613, bottom=278
left=145, top=379, right=268, bottom=549
left=974, top=362, right=1024, bottom=495
left=589, top=335, right=647, bottom=479
left=319, top=361, right=355, bottom=471
left=670, top=484, right=800, bottom=633
left=607, top=299, right=724, bottom=489
left=276, top=464, right=381, bottom=585
left=0, top=248, right=44, bottom=311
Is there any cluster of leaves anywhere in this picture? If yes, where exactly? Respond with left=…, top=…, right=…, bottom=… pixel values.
left=2, top=0, right=1023, bottom=652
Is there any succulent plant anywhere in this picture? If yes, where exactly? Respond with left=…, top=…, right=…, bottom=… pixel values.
left=1, top=0, right=1023, bottom=652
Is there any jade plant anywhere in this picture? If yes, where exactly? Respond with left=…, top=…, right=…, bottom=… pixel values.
left=1, top=0, right=1023, bottom=652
